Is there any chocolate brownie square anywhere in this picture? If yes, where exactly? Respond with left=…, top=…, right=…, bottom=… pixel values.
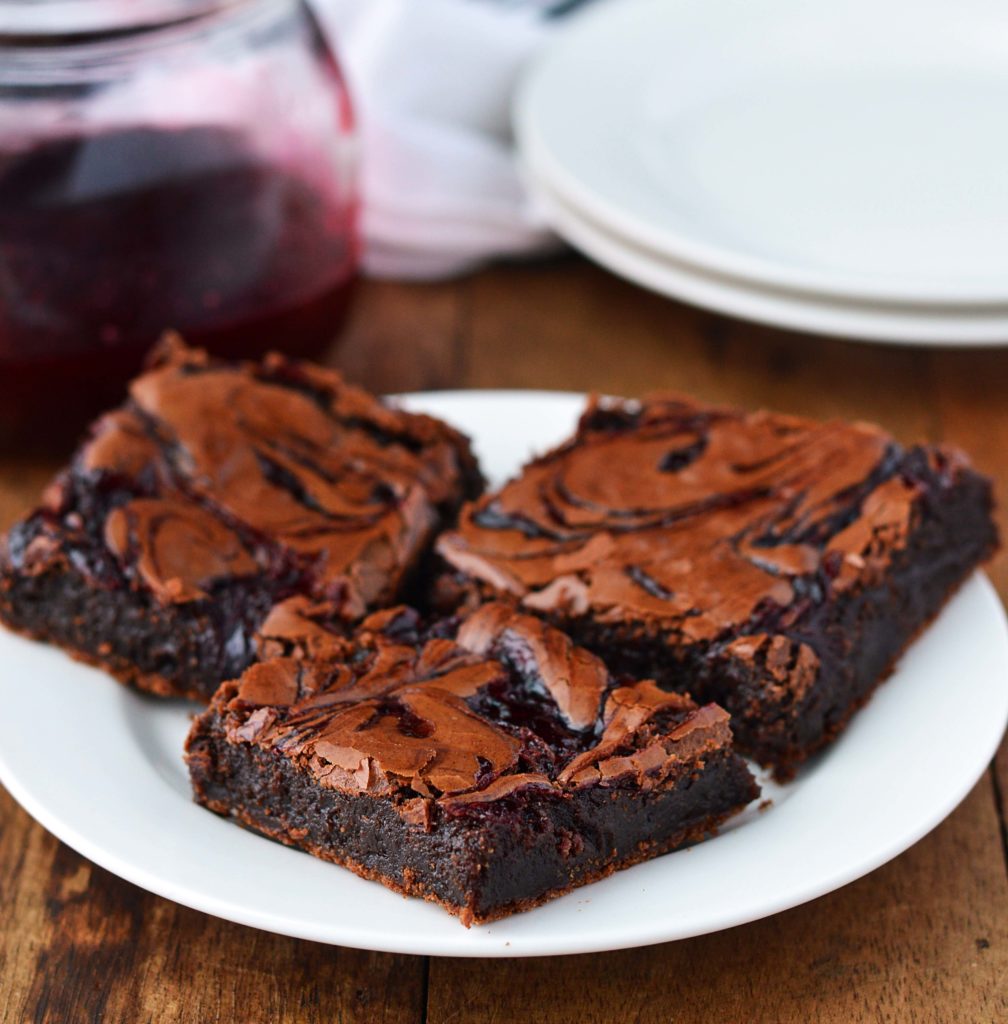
left=0, top=338, right=482, bottom=699
left=436, top=394, right=998, bottom=776
left=185, top=599, right=758, bottom=925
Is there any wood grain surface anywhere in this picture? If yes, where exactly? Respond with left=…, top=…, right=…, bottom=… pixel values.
left=1, top=258, right=1006, bottom=1023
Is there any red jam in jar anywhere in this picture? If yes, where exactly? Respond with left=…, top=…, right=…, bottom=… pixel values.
left=0, top=1, right=358, bottom=449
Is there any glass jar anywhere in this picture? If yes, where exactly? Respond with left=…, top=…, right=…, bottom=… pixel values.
left=0, top=0, right=358, bottom=448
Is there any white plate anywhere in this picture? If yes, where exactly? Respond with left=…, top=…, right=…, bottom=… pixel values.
left=516, top=0, right=1008, bottom=308
left=1, top=392, right=1006, bottom=958
left=525, top=168, right=1008, bottom=345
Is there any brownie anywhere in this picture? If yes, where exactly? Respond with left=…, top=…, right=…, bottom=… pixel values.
left=0, top=337, right=482, bottom=700
left=186, top=599, right=758, bottom=925
left=436, top=394, right=998, bottom=776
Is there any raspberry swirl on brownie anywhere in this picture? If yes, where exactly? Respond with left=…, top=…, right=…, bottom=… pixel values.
left=0, top=338, right=483, bottom=699
left=187, top=599, right=758, bottom=924
left=437, top=394, right=998, bottom=775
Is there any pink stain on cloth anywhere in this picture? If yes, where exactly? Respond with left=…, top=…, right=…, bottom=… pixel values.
left=312, top=0, right=559, bottom=279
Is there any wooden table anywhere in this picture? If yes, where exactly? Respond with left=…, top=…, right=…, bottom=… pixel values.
left=2, top=258, right=1007, bottom=1023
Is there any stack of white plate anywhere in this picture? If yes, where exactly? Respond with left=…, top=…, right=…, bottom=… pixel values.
left=515, top=0, right=1008, bottom=345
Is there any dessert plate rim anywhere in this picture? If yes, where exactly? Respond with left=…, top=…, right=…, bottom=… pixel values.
left=515, top=0, right=1008, bottom=311
left=520, top=166, right=1008, bottom=346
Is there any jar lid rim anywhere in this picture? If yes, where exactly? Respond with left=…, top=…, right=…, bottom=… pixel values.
left=0, top=0, right=298, bottom=82
left=0, top=0, right=255, bottom=39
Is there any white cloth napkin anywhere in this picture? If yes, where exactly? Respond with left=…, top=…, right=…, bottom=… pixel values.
left=311, top=0, right=560, bottom=279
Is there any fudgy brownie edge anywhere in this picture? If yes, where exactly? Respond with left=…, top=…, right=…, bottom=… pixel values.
left=186, top=600, right=758, bottom=924
left=435, top=394, right=998, bottom=777
left=0, top=338, right=483, bottom=700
